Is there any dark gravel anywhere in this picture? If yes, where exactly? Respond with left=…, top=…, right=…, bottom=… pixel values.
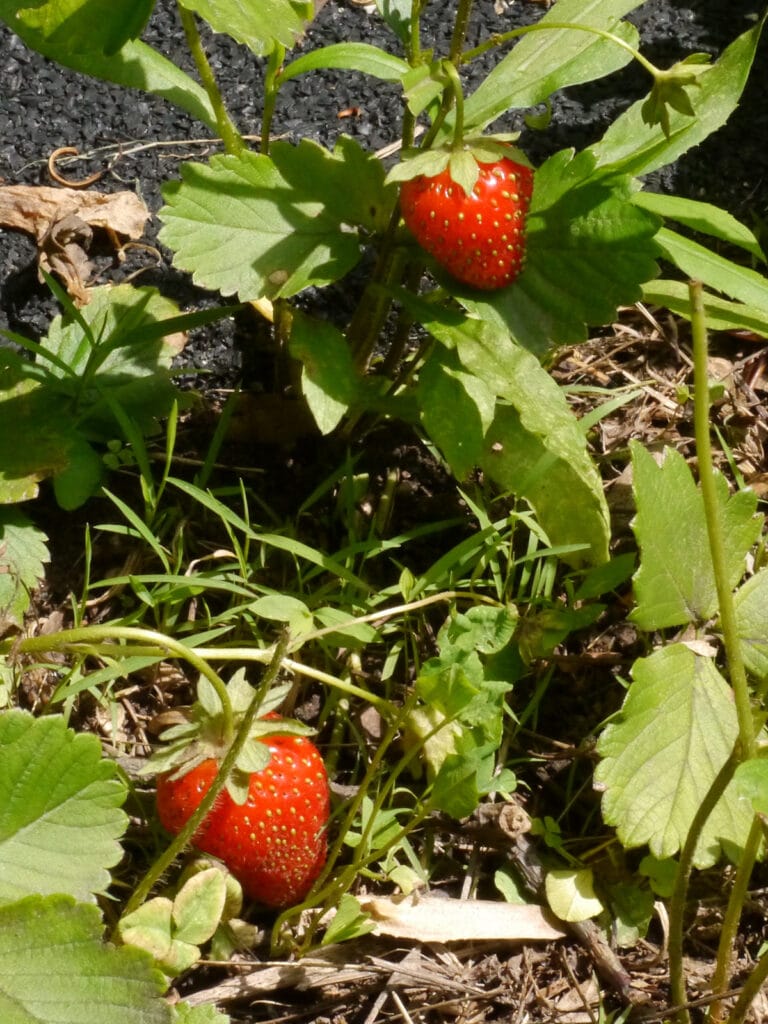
left=1, top=0, right=766, bottom=386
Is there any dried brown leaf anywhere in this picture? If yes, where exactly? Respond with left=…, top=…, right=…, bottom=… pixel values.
left=0, top=184, right=150, bottom=304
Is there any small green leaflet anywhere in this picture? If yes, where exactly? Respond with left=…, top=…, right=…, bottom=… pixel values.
left=734, top=570, right=768, bottom=680
left=595, top=644, right=753, bottom=868
left=629, top=442, right=761, bottom=630
left=0, top=508, right=49, bottom=627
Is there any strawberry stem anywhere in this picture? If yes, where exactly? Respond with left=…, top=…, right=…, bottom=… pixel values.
left=177, top=3, right=243, bottom=155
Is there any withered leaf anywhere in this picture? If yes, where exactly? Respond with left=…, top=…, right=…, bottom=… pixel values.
left=0, top=184, right=150, bottom=305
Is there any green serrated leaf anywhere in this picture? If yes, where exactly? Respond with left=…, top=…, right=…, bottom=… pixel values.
left=159, top=144, right=370, bottom=301
left=0, top=711, right=127, bottom=904
left=629, top=442, right=761, bottom=629
left=288, top=312, right=362, bottom=434
left=415, top=308, right=609, bottom=565
left=735, top=570, right=768, bottom=680
left=440, top=605, right=518, bottom=657
left=178, top=0, right=310, bottom=55
left=0, top=894, right=170, bottom=1024
left=595, top=644, right=753, bottom=867
left=0, top=507, right=49, bottom=626
left=173, top=868, right=227, bottom=945
left=418, top=346, right=496, bottom=479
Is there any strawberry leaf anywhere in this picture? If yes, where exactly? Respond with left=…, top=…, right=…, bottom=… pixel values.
left=629, top=442, right=761, bottom=630
left=0, top=711, right=127, bottom=904
left=595, top=644, right=753, bottom=867
left=7, top=0, right=153, bottom=56
left=591, top=15, right=765, bottom=177
left=462, top=0, right=640, bottom=134
left=177, top=0, right=312, bottom=55
left=0, top=895, right=170, bottom=1024
left=160, top=139, right=390, bottom=301
left=420, top=311, right=609, bottom=565
left=734, top=570, right=768, bottom=680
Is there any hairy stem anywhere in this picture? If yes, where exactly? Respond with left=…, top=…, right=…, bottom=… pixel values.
left=689, top=278, right=759, bottom=1022
left=690, top=280, right=755, bottom=758
left=177, top=4, right=243, bottom=155
left=261, top=43, right=286, bottom=155
left=668, top=747, right=740, bottom=1024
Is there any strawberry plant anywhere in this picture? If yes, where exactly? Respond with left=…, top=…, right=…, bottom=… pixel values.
left=1, top=0, right=765, bottom=575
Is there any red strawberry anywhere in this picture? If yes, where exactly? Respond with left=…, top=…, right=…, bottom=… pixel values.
left=156, top=726, right=329, bottom=909
left=400, top=154, right=534, bottom=290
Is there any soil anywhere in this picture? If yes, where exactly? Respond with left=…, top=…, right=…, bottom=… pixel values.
left=2, top=2, right=768, bottom=1022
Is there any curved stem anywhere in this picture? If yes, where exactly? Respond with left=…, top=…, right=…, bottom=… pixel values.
left=177, top=4, right=243, bottom=155
left=688, top=279, right=759, bottom=1022
left=13, top=624, right=235, bottom=742
left=441, top=59, right=466, bottom=150
left=690, top=280, right=755, bottom=759
left=708, top=817, right=763, bottom=1024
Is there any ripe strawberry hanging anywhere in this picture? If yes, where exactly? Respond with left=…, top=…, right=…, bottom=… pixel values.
left=150, top=672, right=330, bottom=909
left=399, top=146, right=534, bottom=291
left=156, top=729, right=329, bottom=908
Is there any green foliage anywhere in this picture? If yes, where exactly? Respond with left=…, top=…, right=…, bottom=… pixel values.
left=0, top=711, right=127, bottom=903
left=0, top=508, right=49, bottom=628
left=0, top=285, right=231, bottom=509
left=2, top=0, right=768, bottom=1016
left=0, top=895, right=171, bottom=1024
left=629, top=442, right=761, bottom=630
left=595, top=644, right=752, bottom=867
left=177, top=0, right=312, bottom=56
